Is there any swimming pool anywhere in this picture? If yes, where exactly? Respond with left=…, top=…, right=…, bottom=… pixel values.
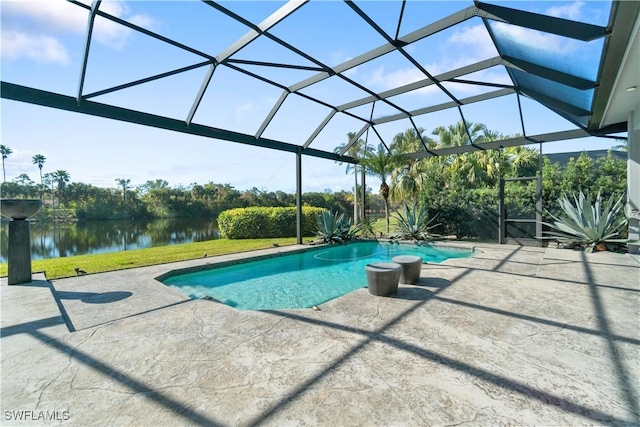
left=162, top=241, right=473, bottom=310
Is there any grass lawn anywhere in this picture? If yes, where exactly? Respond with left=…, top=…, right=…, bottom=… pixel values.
left=1, top=217, right=399, bottom=281
left=371, top=216, right=397, bottom=234
left=0, top=237, right=299, bottom=280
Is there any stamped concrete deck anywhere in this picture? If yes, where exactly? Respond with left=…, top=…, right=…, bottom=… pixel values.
left=1, top=242, right=639, bottom=426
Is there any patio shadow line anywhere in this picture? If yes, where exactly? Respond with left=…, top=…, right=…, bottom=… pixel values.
left=30, top=329, right=224, bottom=427
left=250, top=265, right=633, bottom=426
left=581, top=251, right=640, bottom=424
left=260, top=304, right=633, bottom=426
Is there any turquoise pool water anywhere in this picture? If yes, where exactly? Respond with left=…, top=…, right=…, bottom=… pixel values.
left=162, top=241, right=473, bottom=310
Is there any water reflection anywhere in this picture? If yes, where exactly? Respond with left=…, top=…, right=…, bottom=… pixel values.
left=0, top=218, right=220, bottom=262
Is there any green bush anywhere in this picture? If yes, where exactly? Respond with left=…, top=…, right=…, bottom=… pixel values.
left=218, top=206, right=325, bottom=239
left=424, top=188, right=499, bottom=240
left=422, top=184, right=544, bottom=240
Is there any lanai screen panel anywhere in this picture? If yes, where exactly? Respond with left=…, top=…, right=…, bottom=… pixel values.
left=1, top=0, right=629, bottom=164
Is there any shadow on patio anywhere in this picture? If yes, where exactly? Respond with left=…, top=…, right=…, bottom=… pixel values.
left=1, top=244, right=638, bottom=426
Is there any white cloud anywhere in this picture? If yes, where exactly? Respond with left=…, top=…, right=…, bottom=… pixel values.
left=491, top=22, right=575, bottom=54
left=447, top=24, right=498, bottom=62
left=364, top=63, right=449, bottom=98
left=1, top=0, right=158, bottom=54
left=235, top=102, right=254, bottom=121
left=361, top=24, right=499, bottom=98
left=546, top=1, right=585, bottom=20
left=1, top=1, right=88, bottom=33
left=93, top=2, right=158, bottom=51
left=329, top=50, right=360, bottom=77
left=328, top=49, right=350, bottom=65
left=366, top=65, right=425, bottom=91
left=1, top=29, right=69, bottom=64
left=342, top=65, right=358, bottom=78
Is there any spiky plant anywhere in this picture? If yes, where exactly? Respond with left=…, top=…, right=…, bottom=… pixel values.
left=315, top=210, right=357, bottom=244
left=391, top=203, right=440, bottom=241
left=542, top=191, right=631, bottom=253
left=355, top=216, right=377, bottom=239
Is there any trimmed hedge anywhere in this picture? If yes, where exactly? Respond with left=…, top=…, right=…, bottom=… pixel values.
left=218, top=206, right=325, bottom=239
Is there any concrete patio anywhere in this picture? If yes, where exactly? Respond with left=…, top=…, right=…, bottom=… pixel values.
left=1, top=242, right=639, bottom=426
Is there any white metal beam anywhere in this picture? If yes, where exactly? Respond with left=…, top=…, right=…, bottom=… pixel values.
left=338, top=124, right=369, bottom=156
left=406, top=129, right=590, bottom=160
left=255, top=90, right=289, bottom=139
left=216, top=0, right=309, bottom=63
left=287, top=5, right=478, bottom=94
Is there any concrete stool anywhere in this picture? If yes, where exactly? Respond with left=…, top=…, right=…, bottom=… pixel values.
left=392, top=255, right=423, bottom=284
left=365, top=262, right=401, bottom=296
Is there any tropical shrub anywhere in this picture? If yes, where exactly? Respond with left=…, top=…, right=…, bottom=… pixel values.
left=218, top=206, right=324, bottom=239
left=424, top=189, right=499, bottom=240
left=315, top=210, right=357, bottom=244
left=355, top=216, right=378, bottom=239
left=542, top=191, right=631, bottom=252
left=391, top=203, right=440, bottom=240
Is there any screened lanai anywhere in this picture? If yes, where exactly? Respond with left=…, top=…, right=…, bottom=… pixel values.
left=1, top=0, right=639, bottom=247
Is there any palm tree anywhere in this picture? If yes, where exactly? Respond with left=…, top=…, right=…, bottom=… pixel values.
left=32, top=154, right=46, bottom=198
left=431, top=123, right=539, bottom=189
left=474, top=130, right=538, bottom=181
left=43, top=172, right=55, bottom=194
left=503, top=146, right=539, bottom=178
left=116, top=178, right=131, bottom=218
left=432, top=120, right=486, bottom=148
left=1, top=145, right=12, bottom=183
left=360, top=143, right=400, bottom=234
left=52, top=170, right=70, bottom=219
left=53, top=170, right=70, bottom=192
left=389, top=127, right=437, bottom=203
left=334, top=132, right=371, bottom=224
left=390, top=127, right=436, bottom=153
left=430, top=121, right=485, bottom=189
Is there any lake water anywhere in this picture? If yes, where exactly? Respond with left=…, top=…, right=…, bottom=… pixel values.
left=0, top=218, right=220, bottom=263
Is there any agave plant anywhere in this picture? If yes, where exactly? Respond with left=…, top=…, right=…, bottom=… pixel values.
left=390, top=203, right=440, bottom=241
left=542, top=191, right=631, bottom=253
left=355, top=216, right=378, bottom=239
left=315, top=210, right=357, bottom=244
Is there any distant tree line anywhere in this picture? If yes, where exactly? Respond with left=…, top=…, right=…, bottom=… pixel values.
left=0, top=121, right=627, bottom=240
left=0, top=172, right=385, bottom=221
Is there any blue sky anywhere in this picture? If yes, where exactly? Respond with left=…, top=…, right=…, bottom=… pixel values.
left=0, top=0, right=621, bottom=193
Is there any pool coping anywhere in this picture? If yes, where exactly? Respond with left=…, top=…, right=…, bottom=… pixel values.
left=154, top=239, right=476, bottom=282
left=156, top=240, right=476, bottom=310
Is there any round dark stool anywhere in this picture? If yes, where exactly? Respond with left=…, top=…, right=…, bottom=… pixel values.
left=365, top=262, right=401, bottom=296
left=392, top=255, right=423, bottom=284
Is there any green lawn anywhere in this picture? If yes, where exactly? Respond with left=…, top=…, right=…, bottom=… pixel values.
left=1, top=217, right=398, bottom=281
left=0, top=237, right=299, bottom=280
left=371, top=216, right=398, bottom=234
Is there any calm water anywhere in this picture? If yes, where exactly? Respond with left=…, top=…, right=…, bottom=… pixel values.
left=163, top=241, right=474, bottom=310
left=0, top=218, right=220, bottom=263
